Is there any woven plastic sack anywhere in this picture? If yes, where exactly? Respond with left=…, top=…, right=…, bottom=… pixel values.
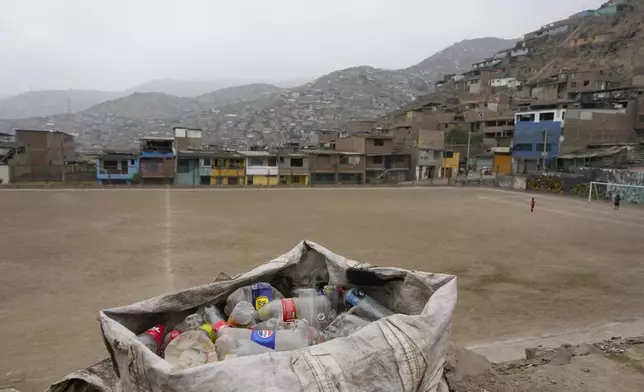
left=47, top=240, right=457, bottom=392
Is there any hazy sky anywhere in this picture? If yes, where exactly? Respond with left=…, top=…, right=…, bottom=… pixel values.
left=1, top=0, right=604, bottom=94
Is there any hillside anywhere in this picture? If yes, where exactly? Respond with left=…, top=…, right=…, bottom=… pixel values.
left=0, top=90, right=125, bottom=119
left=126, top=79, right=241, bottom=97
left=407, top=37, right=518, bottom=78
left=83, top=92, right=202, bottom=119
left=196, top=83, right=284, bottom=106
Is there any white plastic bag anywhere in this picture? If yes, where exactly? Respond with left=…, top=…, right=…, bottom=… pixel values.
left=47, top=240, right=457, bottom=392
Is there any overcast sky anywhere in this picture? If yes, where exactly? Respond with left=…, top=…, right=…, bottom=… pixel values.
left=0, top=0, right=604, bottom=94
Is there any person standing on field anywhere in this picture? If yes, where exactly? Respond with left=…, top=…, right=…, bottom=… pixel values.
left=614, top=194, right=621, bottom=210
left=531, top=197, right=535, bottom=212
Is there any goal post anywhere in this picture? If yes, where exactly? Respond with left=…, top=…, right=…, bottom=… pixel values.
left=588, top=181, right=644, bottom=203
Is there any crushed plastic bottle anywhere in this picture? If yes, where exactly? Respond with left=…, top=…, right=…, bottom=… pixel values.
left=225, top=282, right=284, bottom=315
left=323, top=310, right=371, bottom=339
left=137, top=325, right=165, bottom=355
left=163, top=313, right=204, bottom=348
left=256, top=296, right=332, bottom=329
left=215, top=328, right=312, bottom=359
left=232, top=339, right=275, bottom=357
left=344, top=288, right=393, bottom=321
left=227, top=301, right=256, bottom=327
left=164, top=330, right=218, bottom=369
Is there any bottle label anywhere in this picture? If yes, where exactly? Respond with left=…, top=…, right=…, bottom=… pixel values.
left=345, top=289, right=366, bottom=307
left=198, top=323, right=214, bottom=341
left=250, top=329, right=276, bottom=350
left=167, top=329, right=181, bottom=343
left=144, top=325, right=165, bottom=346
left=281, top=298, right=297, bottom=321
left=213, top=320, right=228, bottom=334
left=252, top=282, right=274, bottom=310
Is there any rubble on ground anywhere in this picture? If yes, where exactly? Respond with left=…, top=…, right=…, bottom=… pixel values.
left=446, top=335, right=644, bottom=392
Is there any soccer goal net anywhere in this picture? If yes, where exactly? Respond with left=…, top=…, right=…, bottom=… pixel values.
left=588, top=181, right=644, bottom=203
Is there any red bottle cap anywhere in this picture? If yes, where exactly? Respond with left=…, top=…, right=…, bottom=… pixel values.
left=144, top=324, right=166, bottom=346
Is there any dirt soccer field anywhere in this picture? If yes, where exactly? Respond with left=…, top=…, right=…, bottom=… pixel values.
left=1, top=187, right=644, bottom=391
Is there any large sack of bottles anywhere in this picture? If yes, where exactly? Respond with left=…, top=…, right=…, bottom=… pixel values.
left=47, top=241, right=457, bottom=392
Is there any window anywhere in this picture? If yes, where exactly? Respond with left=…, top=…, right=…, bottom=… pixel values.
left=267, top=157, right=277, bottom=166
left=177, top=159, right=191, bottom=173
left=583, top=80, right=590, bottom=86
left=373, top=156, right=383, bottom=164
left=279, top=157, right=285, bottom=163
left=103, top=160, right=118, bottom=170
left=570, top=82, right=577, bottom=88
left=535, top=144, right=553, bottom=152
left=339, top=156, right=349, bottom=164
left=443, top=151, right=454, bottom=158
left=517, top=113, right=535, bottom=122
left=279, top=175, right=287, bottom=185
left=639, top=114, right=644, bottom=123
left=539, top=112, right=555, bottom=121
left=202, top=158, right=211, bottom=166
left=249, top=157, right=264, bottom=166
left=513, top=143, right=533, bottom=151
left=122, top=160, right=129, bottom=169
left=291, top=158, right=303, bottom=167
left=130, top=160, right=135, bottom=165
left=373, top=139, right=384, bottom=146
left=215, top=158, right=226, bottom=167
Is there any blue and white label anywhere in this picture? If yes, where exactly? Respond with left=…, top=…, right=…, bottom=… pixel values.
left=252, top=282, right=274, bottom=310
left=250, top=329, right=276, bottom=350
left=345, top=288, right=366, bottom=307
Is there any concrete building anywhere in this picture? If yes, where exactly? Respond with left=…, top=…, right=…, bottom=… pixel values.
left=240, top=151, right=278, bottom=186
left=414, top=130, right=445, bottom=181
left=96, top=151, right=139, bottom=184
left=211, top=152, right=246, bottom=186
left=335, top=130, right=411, bottom=183
left=278, top=153, right=310, bottom=185
left=0, top=133, right=24, bottom=184
left=12, top=129, right=76, bottom=181
left=512, top=109, right=565, bottom=173
left=138, top=137, right=175, bottom=183
left=174, top=150, right=218, bottom=186
left=530, top=70, right=622, bottom=101
left=308, top=150, right=365, bottom=185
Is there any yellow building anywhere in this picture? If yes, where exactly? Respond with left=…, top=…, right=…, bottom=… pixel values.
left=440, top=151, right=460, bottom=178
left=278, top=154, right=310, bottom=186
left=240, top=151, right=279, bottom=186
left=210, top=154, right=246, bottom=185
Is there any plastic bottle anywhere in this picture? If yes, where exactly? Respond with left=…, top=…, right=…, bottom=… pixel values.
left=256, top=296, right=332, bottom=329
left=344, top=288, right=393, bottom=321
left=324, top=310, right=371, bottom=339
left=137, top=325, right=165, bottom=355
left=232, top=339, right=275, bottom=357
left=163, top=313, right=205, bottom=348
left=227, top=301, right=256, bottom=327
left=164, top=330, right=218, bottom=369
left=215, top=328, right=312, bottom=359
left=224, top=282, right=283, bottom=315
left=322, top=285, right=345, bottom=313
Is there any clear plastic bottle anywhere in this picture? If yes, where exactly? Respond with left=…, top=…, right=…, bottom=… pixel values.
left=215, top=328, right=312, bottom=359
left=344, top=288, right=393, bottom=321
left=324, top=310, right=371, bottom=339
left=137, top=325, right=165, bottom=355
left=224, top=282, right=284, bottom=314
left=256, top=296, right=331, bottom=329
left=164, top=330, right=218, bottom=369
left=163, top=313, right=204, bottom=348
left=227, top=301, right=256, bottom=327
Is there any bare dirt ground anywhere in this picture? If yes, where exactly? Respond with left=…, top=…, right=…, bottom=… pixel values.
left=1, top=187, right=644, bottom=391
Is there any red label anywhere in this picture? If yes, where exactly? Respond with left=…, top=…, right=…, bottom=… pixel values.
left=213, top=320, right=228, bottom=334
left=281, top=298, right=297, bottom=321
left=167, top=329, right=181, bottom=343
left=144, top=325, right=165, bottom=346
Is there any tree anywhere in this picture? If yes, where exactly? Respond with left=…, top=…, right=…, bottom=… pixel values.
left=446, top=125, right=483, bottom=146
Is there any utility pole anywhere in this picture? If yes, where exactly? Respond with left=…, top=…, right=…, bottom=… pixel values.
left=542, top=129, right=548, bottom=173
left=466, top=131, right=471, bottom=176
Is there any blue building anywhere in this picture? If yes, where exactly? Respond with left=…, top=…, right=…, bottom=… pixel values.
left=96, top=152, right=140, bottom=184
left=512, top=109, right=565, bottom=173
